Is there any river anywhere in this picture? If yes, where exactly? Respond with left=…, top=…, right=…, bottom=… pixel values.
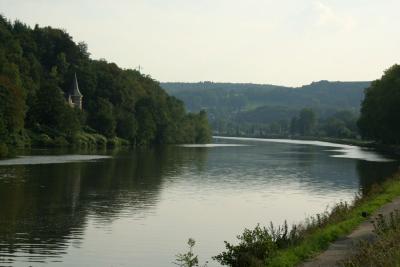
left=0, top=137, right=398, bottom=266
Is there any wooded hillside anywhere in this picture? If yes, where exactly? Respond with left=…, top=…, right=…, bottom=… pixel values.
left=0, top=15, right=211, bottom=156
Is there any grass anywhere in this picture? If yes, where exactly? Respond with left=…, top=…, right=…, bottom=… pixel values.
left=267, top=174, right=400, bottom=267
left=212, top=172, right=400, bottom=267
left=341, top=210, right=400, bottom=267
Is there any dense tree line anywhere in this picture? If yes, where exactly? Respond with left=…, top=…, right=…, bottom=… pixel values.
left=0, top=15, right=211, bottom=155
left=358, top=65, right=400, bottom=145
left=162, top=81, right=369, bottom=135
left=215, top=107, right=359, bottom=139
left=162, top=81, right=369, bottom=113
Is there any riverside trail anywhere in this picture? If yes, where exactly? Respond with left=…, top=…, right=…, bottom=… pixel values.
left=299, top=197, right=400, bottom=267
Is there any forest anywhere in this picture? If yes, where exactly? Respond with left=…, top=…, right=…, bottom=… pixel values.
left=0, top=15, right=211, bottom=156
left=358, top=64, right=400, bottom=145
left=162, top=81, right=369, bottom=139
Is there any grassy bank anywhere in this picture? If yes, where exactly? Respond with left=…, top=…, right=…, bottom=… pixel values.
left=342, top=210, right=400, bottom=267
left=0, top=130, right=130, bottom=159
left=29, top=131, right=130, bottom=149
left=212, top=172, right=400, bottom=267
left=268, top=175, right=400, bottom=266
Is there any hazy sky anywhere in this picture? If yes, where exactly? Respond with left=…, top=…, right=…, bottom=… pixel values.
left=1, top=0, right=399, bottom=86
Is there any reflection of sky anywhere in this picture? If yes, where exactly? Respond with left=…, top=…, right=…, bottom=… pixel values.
left=0, top=155, right=110, bottom=166
left=0, top=139, right=398, bottom=267
left=215, top=136, right=394, bottom=162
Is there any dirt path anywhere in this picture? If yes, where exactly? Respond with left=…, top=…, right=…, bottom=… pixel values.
left=299, top=197, right=400, bottom=267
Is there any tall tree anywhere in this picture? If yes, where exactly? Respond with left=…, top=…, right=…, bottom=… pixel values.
left=358, top=65, right=400, bottom=144
left=30, top=80, right=80, bottom=136
left=298, top=108, right=316, bottom=135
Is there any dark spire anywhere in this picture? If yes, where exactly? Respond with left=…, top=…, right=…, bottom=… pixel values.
left=72, top=73, right=83, bottom=97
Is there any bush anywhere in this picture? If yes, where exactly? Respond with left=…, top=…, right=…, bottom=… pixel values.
left=107, top=136, right=130, bottom=147
left=174, top=238, right=207, bottom=267
left=213, top=201, right=356, bottom=266
left=341, top=210, right=400, bottom=267
left=54, top=136, right=69, bottom=147
left=92, top=133, right=107, bottom=147
left=34, top=134, right=54, bottom=147
left=0, top=143, right=8, bottom=158
left=213, top=224, right=277, bottom=266
left=71, top=132, right=107, bottom=148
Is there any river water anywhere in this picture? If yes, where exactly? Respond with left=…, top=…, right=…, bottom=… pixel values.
left=0, top=137, right=398, bottom=266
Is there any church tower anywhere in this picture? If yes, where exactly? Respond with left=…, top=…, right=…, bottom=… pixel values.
left=68, top=73, right=83, bottom=110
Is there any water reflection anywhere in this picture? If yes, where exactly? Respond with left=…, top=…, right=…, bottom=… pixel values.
left=0, top=147, right=208, bottom=265
left=0, top=141, right=398, bottom=266
left=357, top=160, right=400, bottom=193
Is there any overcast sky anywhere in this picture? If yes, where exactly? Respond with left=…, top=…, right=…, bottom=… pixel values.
left=1, top=0, right=399, bottom=86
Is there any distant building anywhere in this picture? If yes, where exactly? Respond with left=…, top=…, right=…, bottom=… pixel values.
left=68, top=73, right=83, bottom=110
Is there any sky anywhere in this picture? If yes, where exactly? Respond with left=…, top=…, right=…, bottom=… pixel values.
left=1, top=0, right=400, bottom=86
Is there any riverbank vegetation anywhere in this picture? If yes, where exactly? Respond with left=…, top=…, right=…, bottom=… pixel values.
left=177, top=172, right=400, bottom=267
left=358, top=64, right=400, bottom=145
left=341, top=210, right=400, bottom=267
left=206, top=66, right=400, bottom=266
left=226, top=172, right=400, bottom=266
left=164, top=65, right=399, bottom=148
left=0, top=15, right=211, bottom=157
left=163, top=81, right=368, bottom=139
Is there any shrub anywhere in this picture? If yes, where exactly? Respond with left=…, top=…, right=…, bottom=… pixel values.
left=71, top=132, right=108, bottom=148
left=54, top=136, right=69, bottom=147
left=213, top=201, right=356, bottom=266
left=174, top=238, right=207, bottom=267
left=36, top=134, right=54, bottom=147
left=107, top=136, right=130, bottom=147
left=341, top=210, right=400, bottom=267
left=92, top=133, right=107, bottom=147
left=213, top=224, right=277, bottom=266
left=0, top=143, right=8, bottom=158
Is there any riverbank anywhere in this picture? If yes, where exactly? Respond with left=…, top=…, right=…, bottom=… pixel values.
left=300, top=196, right=400, bottom=267
left=29, top=131, right=130, bottom=149
left=0, top=130, right=131, bottom=158
left=270, top=172, right=400, bottom=266
left=215, top=134, right=400, bottom=157
left=212, top=171, right=400, bottom=267
left=296, top=136, right=400, bottom=158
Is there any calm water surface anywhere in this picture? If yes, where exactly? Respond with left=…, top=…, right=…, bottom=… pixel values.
left=0, top=137, right=398, bottom=266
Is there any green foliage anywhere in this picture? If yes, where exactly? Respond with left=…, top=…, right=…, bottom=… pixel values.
left=107, top=136, right=130, bottom=147
left=0, top=14, right=211, bottom=150
left=194, top=110, right=212, bottom=143
left=174, top=238, right=207, bottom=267
left=33, top=133, right=54, bottom=147
left=29, top=80, right=81, bottom=136
left=72, top=132, right=104, bottom=147
left=212, top=107, right=359, bottom=139
left=163, top=81, right=369, bottom=137
left=0, top=142, right=8, bottom=158
left=213, top=224, right=277, bottom=266
left=290, top=108, right=317, bottom=136
left=213, top=202, right=353, bottom=267
left=90, top=97, right=116, bottom=137
left=358, top=64, right=400, bottom=145
left=53, top=136, right=69, bottom=147
left=0, top=75, right=25, bottom=140
left=211, top=173, right=400, bottom=267
left=342, top=210, right=400, bottom=267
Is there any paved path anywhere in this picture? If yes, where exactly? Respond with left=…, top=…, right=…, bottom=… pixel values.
left=299, top=197, right=400, bottom=267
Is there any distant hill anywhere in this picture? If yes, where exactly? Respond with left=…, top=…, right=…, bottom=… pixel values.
left=162, top=81, right=370, bottom=112
left=161, top=81, right=370, bottom=134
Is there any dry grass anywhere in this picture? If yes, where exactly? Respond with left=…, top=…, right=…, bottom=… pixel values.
left=341, top=210, right=400, bottom=267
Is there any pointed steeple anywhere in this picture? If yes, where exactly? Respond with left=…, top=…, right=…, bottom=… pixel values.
left=72, top=73, right=83, bottom=97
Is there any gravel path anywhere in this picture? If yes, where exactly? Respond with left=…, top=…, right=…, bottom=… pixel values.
left=299, top=197, right=400, bottom=267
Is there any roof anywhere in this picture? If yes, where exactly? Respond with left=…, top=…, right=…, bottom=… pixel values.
left=71, top=73, right=83, bottom=97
